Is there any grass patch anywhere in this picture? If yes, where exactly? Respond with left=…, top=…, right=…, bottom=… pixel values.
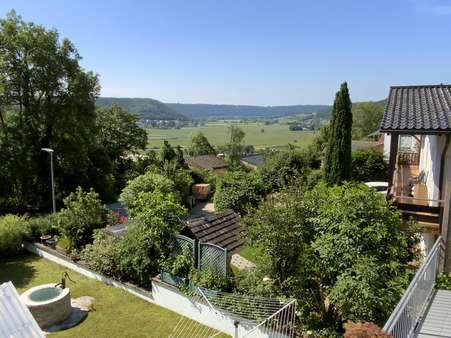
left=146, top=122, right=316, bottom=150
left=0, top=253, right=229, bottom=338
left=238, top=245, right=261, bottom=264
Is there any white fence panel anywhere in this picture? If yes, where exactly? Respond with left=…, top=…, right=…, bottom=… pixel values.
left=0, top=281, right=44, bottom=338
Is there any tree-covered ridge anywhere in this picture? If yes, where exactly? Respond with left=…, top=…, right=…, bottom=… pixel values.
left=166, top=102, right=332, bottom=119
left=96, top=97, right=188, bottom=121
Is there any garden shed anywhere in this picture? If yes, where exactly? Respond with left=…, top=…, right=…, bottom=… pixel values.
left=181, top=209, right=243, bottom=254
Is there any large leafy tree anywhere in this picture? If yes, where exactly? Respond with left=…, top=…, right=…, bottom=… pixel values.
left=96, top=104, right=147, bottom=194
left=226, top=125, right=245, bottom=168
left=0, top=11, right=107, bottom=211
left=188, top=132, right=216, bottom=156
left=352, top=101, right=384, bottom=140
left=96, top=104, right=147, bottom=160
left=324, top=82, right=353, bottom=185
left=242, top=183, right=417, bottom=333
left=214, top=171, right=264, bottom=215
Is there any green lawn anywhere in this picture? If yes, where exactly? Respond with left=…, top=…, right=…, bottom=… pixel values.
left=0, top=254, right=228, bottom=338
left=147, top=122, right=316, bottom=150
left=238, top=245, right=261, bottom=264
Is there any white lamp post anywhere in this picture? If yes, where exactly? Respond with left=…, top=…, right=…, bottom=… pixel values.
left=41, top=148, right=56, bottom=213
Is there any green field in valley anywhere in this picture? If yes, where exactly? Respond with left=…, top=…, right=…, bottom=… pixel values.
left=147, top=122, right=317, bottom=150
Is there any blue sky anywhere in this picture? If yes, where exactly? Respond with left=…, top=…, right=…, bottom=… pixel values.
left=1, top=0, right=451, bottom=105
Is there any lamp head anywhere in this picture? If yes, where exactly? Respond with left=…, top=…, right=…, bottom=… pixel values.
left=41, top=148, right=54, bottom=153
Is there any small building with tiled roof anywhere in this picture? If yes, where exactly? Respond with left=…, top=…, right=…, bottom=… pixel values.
left=380, top=84, right=451, bottom=263
left=181, top=209, right=243, bottom=254
left=185, top=155, right=228, bottom=173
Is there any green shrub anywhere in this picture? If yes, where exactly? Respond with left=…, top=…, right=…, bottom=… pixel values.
left=130, top=191, right=187, bottom=220
left=0, top=214, right=30, bottom=256
left=161, top=248, right=193, bottom=280
left=28, top=214, right=59, bottom=238
left=80, top=230, right=124, bottom=279
left=214, top=171, right=265, bottom=215
left=119, top=172, right=177, bottom=210
left=437, top=273, right=451, bottom=290
left=259, top=148, right=319, bottom=192
left=351, top=148, right=388, bottom=182
left=119, top=217, right=179, bottom=287
left=189, top=268, right=228, bottom=291
left=58, top=187, right=107, bottom=250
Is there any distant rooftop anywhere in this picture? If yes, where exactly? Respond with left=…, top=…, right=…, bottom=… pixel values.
left=241, top=154, right=265, bottom=167
left=185, top=155, right=228, bottom=171
left=380, top=84, right=451, bottom=133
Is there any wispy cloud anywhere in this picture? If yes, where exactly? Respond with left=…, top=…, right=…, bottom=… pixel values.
left=411, top=0, right=451, bottom=16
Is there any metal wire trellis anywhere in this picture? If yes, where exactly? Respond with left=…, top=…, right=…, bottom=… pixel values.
left=197, top=287, right=297, bottom=338
left=168, top=315, right=224, bottom=338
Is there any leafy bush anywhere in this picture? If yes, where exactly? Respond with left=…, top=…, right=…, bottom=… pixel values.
left=351, top=148, right=388, bottom=182
left=0, top=214, right=30, bottom=256
left=306, top=183, right=413, bottom=324
left=119, top=215, right=180, bottom=286
left=28, top=214, right=59, bottom=238
left=161, top=248, right=193, bottom=280
left=437, top=273, right=451, bottom=290
left=58, top=187, right=107, bottom=250
left=242, top=182, right=416, bottom=333
left=258, top=148, right=319, bottom=192
left=119, top=172, right=177, bottom=211
left=80, top=230, right=124, bottom=279
left=130, top=191, right=187, bottom=220
left=189, top=268, right=228, bottom=291
left=214, top=171, right=265, bottom=215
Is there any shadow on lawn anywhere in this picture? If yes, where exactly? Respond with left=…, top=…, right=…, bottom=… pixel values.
left=0, top=252, right=38, bottom=289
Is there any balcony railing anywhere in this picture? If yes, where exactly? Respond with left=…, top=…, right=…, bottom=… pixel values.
left=383, top=236, right=444, bottom=338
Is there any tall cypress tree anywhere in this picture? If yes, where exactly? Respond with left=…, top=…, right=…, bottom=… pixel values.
left=324, top=82, right=352, bottom=185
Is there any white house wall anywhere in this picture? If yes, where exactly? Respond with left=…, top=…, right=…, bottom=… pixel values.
left=383, top=133, right=391, bottom=160
left=441, top=137, right=451, bottom=197
left=419, top=135, right=441, bottom=201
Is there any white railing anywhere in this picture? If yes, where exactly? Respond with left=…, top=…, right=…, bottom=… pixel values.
left=383, top=236, right=444, bottom=338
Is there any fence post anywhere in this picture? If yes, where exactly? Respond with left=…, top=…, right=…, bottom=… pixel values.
left=225, top=248, right=229, bottom=277
left=193, top=239, right=198, bottom=269
left=197, top=241, right=201, bottom=270
left=234, top=320, right=239, bottom=338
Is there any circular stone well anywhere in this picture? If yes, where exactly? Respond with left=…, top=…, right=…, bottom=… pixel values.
left=21, top=284, right=71, bottom=328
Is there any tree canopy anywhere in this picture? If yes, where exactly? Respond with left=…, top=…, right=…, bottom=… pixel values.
left=225, top=125, right=245, bottom=168
left=188, top=132, right=216, bottom=156
left=0, top=12, right=149, bottom=211
left=352, top=101, right=385, bottom=140
left=242, top=182, right=417, bottom=333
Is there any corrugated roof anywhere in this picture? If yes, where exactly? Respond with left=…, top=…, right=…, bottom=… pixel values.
left=0, top=282, right=44, bottom=338
left=182, top=209, right=244, bottom=254
left=380, top=85, right=451, bottom=133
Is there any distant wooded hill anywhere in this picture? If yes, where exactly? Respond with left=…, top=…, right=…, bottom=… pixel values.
left=166, top=103, right=332, bottom=120
left=96, top=97, right=386, bottom=121
left=96, top=97, right=188, bottom=121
